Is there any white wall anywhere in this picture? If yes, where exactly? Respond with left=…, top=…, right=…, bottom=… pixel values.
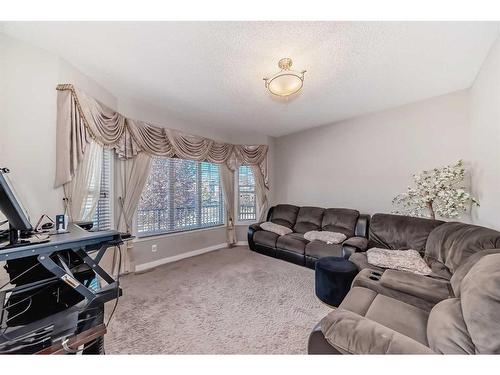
left=0, top=33, right=116, bottom=224
left=273, top=90, right=471, bottom=216
left=469, top=36, right=500, bottom=229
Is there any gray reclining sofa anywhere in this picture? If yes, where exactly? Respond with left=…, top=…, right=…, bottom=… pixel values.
left=247, top=204, right=370, bottom=269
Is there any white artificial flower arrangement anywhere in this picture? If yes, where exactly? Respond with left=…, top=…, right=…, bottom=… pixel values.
left=392, top=160, right=479, bottom=219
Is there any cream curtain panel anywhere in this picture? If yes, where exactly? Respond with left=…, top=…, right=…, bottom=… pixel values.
left=55, top=84, right=269, bottom=188
left=251, top=165, right=269, bottom=222
left=220, top=165, right=237, bottom=246
left=63, top=141, right=103, bottom=222
left=115, top=152, right=153, bottom=274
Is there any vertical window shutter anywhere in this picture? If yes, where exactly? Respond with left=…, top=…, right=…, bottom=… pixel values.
left=238, top=166, right=256, bottom=221
left=92, top=148, right=112, bottom=230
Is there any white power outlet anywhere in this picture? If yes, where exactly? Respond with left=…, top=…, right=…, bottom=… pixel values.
left=151, top=244, right=158, bottom=252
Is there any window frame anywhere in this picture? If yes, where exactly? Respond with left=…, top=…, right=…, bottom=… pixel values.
left=135, top=157, right=225, bottom=238
left=236, top=165, right=257, bottom=223
left=92, top=147, right=114, bottom=231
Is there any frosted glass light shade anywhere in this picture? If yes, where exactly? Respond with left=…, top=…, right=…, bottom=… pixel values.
left=266, top=73, right=304, bottom=96
left=264, top=58, right=306, bottom=97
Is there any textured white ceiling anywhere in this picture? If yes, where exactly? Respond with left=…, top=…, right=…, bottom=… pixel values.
left=3, top=22, right=500, bottom=137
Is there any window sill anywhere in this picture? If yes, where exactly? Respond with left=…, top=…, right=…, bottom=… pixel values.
left=134, top=224, right=225, bottom=243
left=235, top=220, right=258, bottom=226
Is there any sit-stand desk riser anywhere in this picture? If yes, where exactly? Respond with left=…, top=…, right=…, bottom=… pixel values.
left=0, top=223, right=124, bottom=353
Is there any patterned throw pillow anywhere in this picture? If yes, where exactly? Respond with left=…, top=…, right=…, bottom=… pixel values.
left=304, top=230, right=347, bottom=244
left=260, top=222, right=293, bottom=236
left=367, top=248, right=432, bottom=275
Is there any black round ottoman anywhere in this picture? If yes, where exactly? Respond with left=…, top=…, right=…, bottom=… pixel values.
left=315, top=257, right=358, bottom=307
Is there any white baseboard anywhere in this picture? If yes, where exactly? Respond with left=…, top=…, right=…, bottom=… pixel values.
left=236, top=241, right=248, bottom=246
left=135, top=243, right=227, bottom=273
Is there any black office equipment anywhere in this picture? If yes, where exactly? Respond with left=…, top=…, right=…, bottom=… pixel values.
left=0, top=224, right=124, bottom=353
left=0, top=167, right=124, bottom=354
left=0, top=168, right=34, bottom=247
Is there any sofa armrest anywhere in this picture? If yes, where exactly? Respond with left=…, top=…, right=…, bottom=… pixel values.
left=354, top=214, right=370, bottom=237
left=247, top=222, right=264, bottom=250
left=308, top=322, right=342, bottom=354
left=342, top=236, right=369, bottom=258
left=343, top=236, right=369, bottom=250
left=380, top=269, right=452, bottom=304
left=249, top=222, right=264, bottom=232
left=320, top=309, right=434, bottom=354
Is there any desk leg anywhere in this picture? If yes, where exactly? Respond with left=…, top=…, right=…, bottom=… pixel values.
left=74, top=248, right=115, bottom=285
left=37, top=254, right=96, bottom=303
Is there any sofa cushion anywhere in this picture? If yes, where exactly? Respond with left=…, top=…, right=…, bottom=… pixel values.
left=369, top=214, right=444, bottom=253
left=427, top=298, right=474, bottom=354
left=305, top=241, right=343, bottom=259
left=321, top=208, right=359, bottom=237
left=337, top=286, right=429, bottom=346
left=293, top=206, right=324, bottom=233
left=270, top=204, right=299, bottom=229
left=276, top=233, right=308, bottom=254
left=425, top=222, right=500, bottom=275
left=320, top=308, right=433, bottom=354
left=365, top=294, right=429, bottom=345
left=253, top=230, right=279, bottom=248
left=338, top=286, right=377, bottom=316
left=460, top=253, right=500, bottom=353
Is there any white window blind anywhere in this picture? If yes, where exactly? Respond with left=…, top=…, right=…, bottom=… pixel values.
left=238, top=166, right=256, bottom=221
left=137, top=157, right=224, bottom=236
left=92, top=148, right=112, bottom=230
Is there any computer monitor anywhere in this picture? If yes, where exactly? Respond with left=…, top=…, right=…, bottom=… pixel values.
left=0, top=168, right=32, bottom=246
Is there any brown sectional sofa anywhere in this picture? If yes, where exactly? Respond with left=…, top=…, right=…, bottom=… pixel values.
left=247, top=204, right=370, bottom=268
left=248, top=206, right=500, bottom=353
left=307, top=213, right=500, bottom=354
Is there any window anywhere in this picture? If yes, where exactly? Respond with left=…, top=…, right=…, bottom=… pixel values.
left=137, top=157, right=224, bottom=236
left=82, top=147, right=112, bottom=230
left=92, top=148, right=113, bottom=230
left=238, top=166, right=256, bottom=221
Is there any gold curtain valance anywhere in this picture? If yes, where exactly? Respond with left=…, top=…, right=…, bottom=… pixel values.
left=55, top=84, right=268, bottom=188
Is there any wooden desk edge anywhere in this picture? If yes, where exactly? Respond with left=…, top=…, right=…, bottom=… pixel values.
left=37, top=324, right=107, bottom=354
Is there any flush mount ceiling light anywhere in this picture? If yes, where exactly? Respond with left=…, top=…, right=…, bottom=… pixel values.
left=263, top=58, right=306, bottom=97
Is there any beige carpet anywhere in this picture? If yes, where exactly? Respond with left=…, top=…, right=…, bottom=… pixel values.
left=105, top=246, right=331, bottom=354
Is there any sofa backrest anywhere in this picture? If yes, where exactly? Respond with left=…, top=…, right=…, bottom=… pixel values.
left=368, top=213, right=444, bottom=252
left=424, top=221, right=500, bottom=275
left=293, top=206, right=324, bottom=233
left=450, top=248, right=500, bottom=297
left=321, top=208, right=359, bottom=237
left=427, top=253, right=500, bottom=354
left=459, top=253, right=500, bottom=353
left=270, top=204, right=300, bottom=229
